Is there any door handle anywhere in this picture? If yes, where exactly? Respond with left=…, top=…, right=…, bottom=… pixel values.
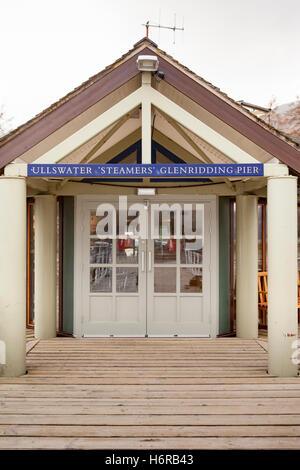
left=141, top=251, right=145, bottom=272
left=148, top=251, right=152, bottom=272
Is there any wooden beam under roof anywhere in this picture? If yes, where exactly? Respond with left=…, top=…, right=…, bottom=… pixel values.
left=156, top=109, right=235, bottom=190
left=80, top=109, right=138, bottom=164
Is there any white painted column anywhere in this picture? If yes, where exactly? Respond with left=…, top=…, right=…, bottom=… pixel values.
left=34, top=195, right=57, bottom=339
left=141, top=71, right=152, bottom=164
left=236, top=195, right=258, bottom=339
left=0, top=177, right=26, bottom=376
left=267, top=176, right=298, bottom=376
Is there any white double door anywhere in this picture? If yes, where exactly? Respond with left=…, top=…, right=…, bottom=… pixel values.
left=79, top=196, right=214, bottom=337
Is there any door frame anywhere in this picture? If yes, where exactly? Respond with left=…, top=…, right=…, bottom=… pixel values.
left=73, top=194, right=219, bottom=338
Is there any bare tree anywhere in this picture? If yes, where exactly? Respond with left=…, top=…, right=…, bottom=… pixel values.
left=263, top=97, right=300, bottom=139
left=277, top=101, right=300, bottom=138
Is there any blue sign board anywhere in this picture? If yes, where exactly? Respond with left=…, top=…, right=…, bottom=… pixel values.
left=28, top=163, right=264, bottom=178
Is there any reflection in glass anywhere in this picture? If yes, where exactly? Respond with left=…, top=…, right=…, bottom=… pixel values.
left=180, top=239, right=203, bottom=265
left=90, top=239, right=112, bottom=264
left=116, top=239, right=139, bottom=264
left=151, top=207, right=182, bottom=239
left=154, top=267, right=176, bottom=293
left=90, top=209, right=116, bottom=237
left=180, top=267, right=202, bottom=293
left=154, top=239, right=176, bottom=264
left=116, top=267, right=138, bottom=293
left=90, top=211, right=103, bottom=235
left=116, top=210, right=141, bottom=237
left=182, top=205, right=203, bottom=238
left=90, top=267, right=112, bottom=292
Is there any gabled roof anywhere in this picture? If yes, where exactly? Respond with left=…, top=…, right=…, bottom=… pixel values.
left=1, top=37, right=299, bottom=173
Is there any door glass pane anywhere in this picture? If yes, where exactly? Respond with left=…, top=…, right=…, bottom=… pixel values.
left=116, top=239, right=139, bottom=264
left=90, top=267, right=112, bottom=292
left=116, top=267, right=138, bottom=293
left=182, top=205, right=204, bottom=238
left=180, top=267, right=202, bottom=293
left=116, top=210, right=140, bottom=238
left=154, top=239, right=176, bottom=264
left=154, top=267, right=176, bottom=293
left=90, top=209, right=116, bottom=237
left=180, top=239, right=203, bottom=264
left=90, top=211, right=102, bottom=235
left=90, top=239, right=112, bottom=264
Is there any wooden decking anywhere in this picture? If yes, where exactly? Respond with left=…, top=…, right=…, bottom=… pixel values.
left=0, top=337, right=300, bottom=449
left=26, top=328, right=35, bottom=342
left=25, top=328, right=39, bottom=355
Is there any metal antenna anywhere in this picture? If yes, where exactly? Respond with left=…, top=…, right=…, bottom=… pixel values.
left=142, top=15, right=184, bottom=44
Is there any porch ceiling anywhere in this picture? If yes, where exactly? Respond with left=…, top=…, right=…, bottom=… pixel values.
left=59, top=118, right=141, bottom=165
left=11, top=85, right=252, bottom=167
left=55, top=110, right=234, bottom=166
left=152, top=110, right=233, bottom=164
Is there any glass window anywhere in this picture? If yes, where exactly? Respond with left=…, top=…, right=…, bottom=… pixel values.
left=90, top=209, right=116, bottom=237
left=180, top=239, right=203, bottom=265
left=116, top=239, right=139, bottom=264
left=180, top=267, right=202, bottom=293
left=90, top=267, right=112, bottom=293
left=116, top=267, right=138, bottom=293
left=90, top=239, right=112, bottom=264
left=182, top=206, right=204, bottom=238
left=154, top=267, right=176, bottom=293
left=154, top=239, right=177, bottom=264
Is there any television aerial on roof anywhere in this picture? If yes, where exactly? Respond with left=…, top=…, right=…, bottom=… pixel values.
left=142, top=14, right=184, bottom=44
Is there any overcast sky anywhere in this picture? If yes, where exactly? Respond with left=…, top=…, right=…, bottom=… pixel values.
left=1, top=0, right=299, bottom=130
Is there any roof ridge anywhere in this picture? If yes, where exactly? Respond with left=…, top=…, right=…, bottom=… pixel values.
left=133, top=37, right=158, bottom=48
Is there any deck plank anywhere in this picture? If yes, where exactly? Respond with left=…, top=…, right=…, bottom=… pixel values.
left=0, top=337, right=300, bottom=449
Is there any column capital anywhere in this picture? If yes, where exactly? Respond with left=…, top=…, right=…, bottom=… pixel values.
left=0, top=175, right=26, bottom=181
left=267, top=175, right=297, bottom=181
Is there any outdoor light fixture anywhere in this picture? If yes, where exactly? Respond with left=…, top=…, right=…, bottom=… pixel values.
left=136, top=55, right=159, bottom=72
left=137, top=188, right=156, bottom=196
